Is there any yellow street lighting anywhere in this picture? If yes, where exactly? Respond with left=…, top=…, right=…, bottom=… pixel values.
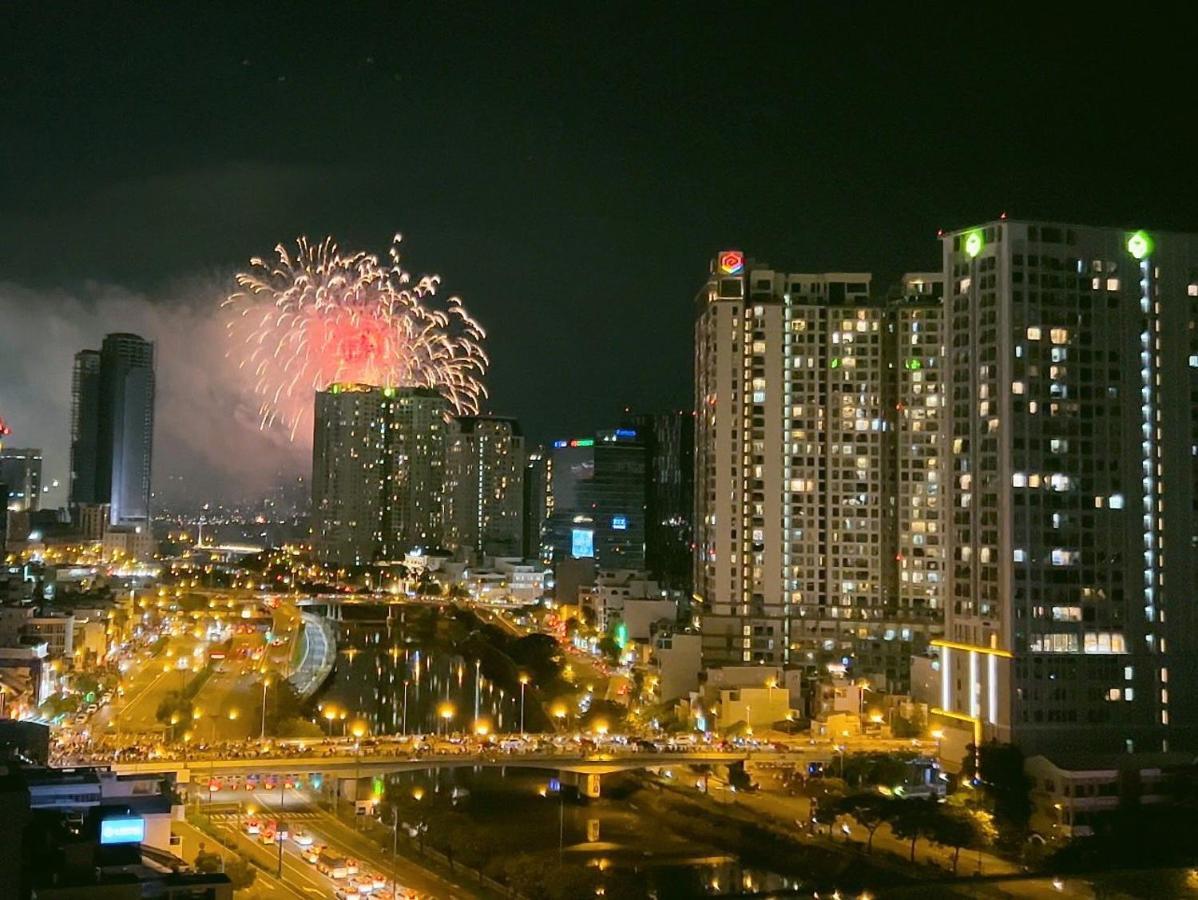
left=473, top=719, right=491, bottom=737
left=593, top=719, right=609, bottom=736
left=518, top=673, right=530, bottom=685
left=411, top=787, right=424, bottom=802
left=192, top=708, right=203, bottom=720
left=227, top=708, right=239, bottom=721
left=351, top=721, right=367, bottom=740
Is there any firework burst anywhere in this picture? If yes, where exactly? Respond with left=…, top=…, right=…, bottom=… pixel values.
left=223, top=234, right=488, bottom=438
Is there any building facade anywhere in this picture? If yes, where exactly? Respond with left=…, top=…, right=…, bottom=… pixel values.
left=694, top=254, right=947, bottom=687
left=311, top=384, right=449, bottom=565
left=523, top=447, right=548, bottom=559
left=543, top=430, right=646, bottom=570
left=444, top=415, right=525, bottom=558
left=936, top=221, right=1198, bottom=754
left=68, top=335, right=155, bottom=528
left=627, top=411, right=694, bottom=590
left=0, top=448, right=42, bottom=512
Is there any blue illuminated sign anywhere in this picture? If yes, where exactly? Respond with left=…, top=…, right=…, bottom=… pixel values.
left=100, top=817, right=145, bottom=845
left=615, top=428, right=637, bottom=439
left=612, top=515, right=628, bottom=531
left=571, top=527, right=594, bottom=559
left=552, top=440, right=568, bottom=449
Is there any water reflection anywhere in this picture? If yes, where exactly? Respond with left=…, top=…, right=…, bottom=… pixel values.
left=318, top=617, right=520, bottom=736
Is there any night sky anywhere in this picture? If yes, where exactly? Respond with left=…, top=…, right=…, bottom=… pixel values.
left=2, top=4, right=1196, bottom=500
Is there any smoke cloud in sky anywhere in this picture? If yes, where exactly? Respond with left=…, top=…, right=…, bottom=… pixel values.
left=0, top=276, right=308, bottom=509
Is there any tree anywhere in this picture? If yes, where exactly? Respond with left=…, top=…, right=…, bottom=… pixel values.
left=888, top=798, right=940, bottom=862
left=840, top=751, right=917, bottom=789
left=926, top=807, right=990, bottom=873
left=800, top=777, right=847, bottom=833
left=224, top=858, right=256, bottom=890
left=963, top=741, right=1032, bottom=839
left=832, top=792, right=899, bottom=853
left=194, top=843, right=222, bottom=874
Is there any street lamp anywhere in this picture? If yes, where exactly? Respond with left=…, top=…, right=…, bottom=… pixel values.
left=473, top=659, right=481, bottom=724
left=260, top=677, right=271, bottom=741
left=519, top=674, right=530, bottom=735
left=323, top=706, right=337, bottom=737
left=437, top=702, right=455, bottom=736
left=401, top=680, right=410, bottom=736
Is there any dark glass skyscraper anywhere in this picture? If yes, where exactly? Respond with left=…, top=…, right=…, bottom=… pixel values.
left=69, top=335, right=155, bottom=526
left=69, top=349, right=102, bottom=508
left=544, top=429, right=645, bottom=570
left=627, top=411, right=694, bottom=589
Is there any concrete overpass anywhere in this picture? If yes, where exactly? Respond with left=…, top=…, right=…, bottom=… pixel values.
left=100, top=746, right=847, bottom=798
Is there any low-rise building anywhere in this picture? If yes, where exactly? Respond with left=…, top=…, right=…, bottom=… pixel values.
left=25, top=614, right=75, bottom=659
left=101, top=526, right=155, bottom=562
left=1026, top=752, right=1198, bottom=840
left=649, top=630, right=702, bottom=702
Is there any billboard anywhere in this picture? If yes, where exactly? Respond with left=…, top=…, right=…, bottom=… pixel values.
left=100, top=816, right=145, bottom=845
left=571, top=527, right=594, bottom=559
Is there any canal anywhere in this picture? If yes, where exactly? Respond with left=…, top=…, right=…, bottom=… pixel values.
left=309, top=608, right=899, bottom=898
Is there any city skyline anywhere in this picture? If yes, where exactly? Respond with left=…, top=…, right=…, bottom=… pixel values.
left=3, top=5, right=1196, bottom=506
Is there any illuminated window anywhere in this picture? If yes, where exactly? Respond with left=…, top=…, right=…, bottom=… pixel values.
left=1027, top=326, right=1042, bottom=341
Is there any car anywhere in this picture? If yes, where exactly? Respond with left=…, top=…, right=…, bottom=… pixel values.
left=302, top=845, right=323, bottom=864
left=244, top=818, right=261, bottom=835
left=334, top=890, right=360, bottom=900
left=293, top=829, right=314, bottom=846
left=354, top=874, right=378, bottom=893
left=345, top=857, right=359, bottom=875
left=369, top=873, right=387, bottom=890
left=260, top=830, right=277, bottom=845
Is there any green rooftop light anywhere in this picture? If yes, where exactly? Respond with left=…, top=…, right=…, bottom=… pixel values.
left=1127, top=230, right=1153, bottom=260
left=964, top=230, right=984, bottom=258
left=905, top=358, right=923, bottom=371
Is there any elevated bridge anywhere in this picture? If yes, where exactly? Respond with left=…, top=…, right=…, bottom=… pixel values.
left=90, top=745, right=867, bottom=797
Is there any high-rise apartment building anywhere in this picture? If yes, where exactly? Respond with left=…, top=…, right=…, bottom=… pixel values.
left=695, top=252, right=885, bottom=670
left=311, top=384, right=449, bottom=565
left=853, top=275, right=948, bottom=690
left=544, top=430, right=645, bottom=570
left=0, top=448, right=42, bottom=512
left=936, top=221, right=1198, bottom=754
left=694, top=253, right=946, bottom=684
left=68, top=335, right=154, bottom=527
left=627, top=412, right=694, bottom=590
left=444, top=415, right=524, bottom=558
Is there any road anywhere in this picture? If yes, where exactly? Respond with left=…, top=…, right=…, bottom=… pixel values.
left=661, top=772, right=1093, bottom=899
left=172, top=817, right=302, bottom=898
left=197, top=786, right=477, bottom=898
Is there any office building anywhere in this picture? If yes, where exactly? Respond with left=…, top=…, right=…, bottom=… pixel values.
left=544, top=430, right=645, bottom=570
left=627, top=411, right=694, bottom=589
left=0, top=447, right=42, bottom=512
left=444, top=415, right=524, bottom=558
left=69, top=349, right=102, bottom=509
left=935, top=221, right=1198, bottom=754
left=68, top=335, right=155, bottom=527
left=311, top=384, right=449, bottom=565
left=523, top=447, right=548, bottom=559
